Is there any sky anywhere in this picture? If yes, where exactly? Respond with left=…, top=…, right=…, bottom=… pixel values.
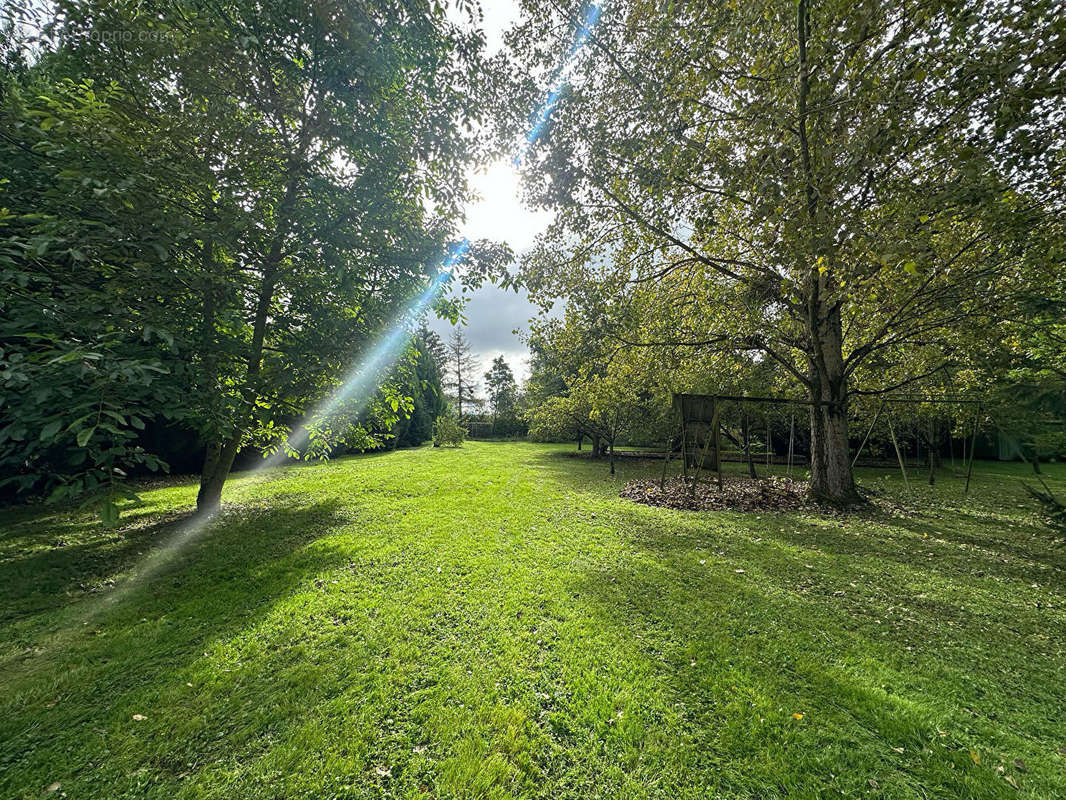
left=428, top=0, right=555, bottom=385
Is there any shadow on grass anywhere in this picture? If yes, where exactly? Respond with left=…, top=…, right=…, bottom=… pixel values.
left=524, top=449, right=1064, bottom=793
left=0, top=497, right=368, bottom=793
left=0, top=504, right=193, bottom=625
left=1, top=498, right=353, bottom=668
left=565, top=514, right=1063, bottom=793
left=531, top=447, right=1066, bottom=585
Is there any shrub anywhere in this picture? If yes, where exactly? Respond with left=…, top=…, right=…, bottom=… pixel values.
left=432, top=415, right=467, bottom=447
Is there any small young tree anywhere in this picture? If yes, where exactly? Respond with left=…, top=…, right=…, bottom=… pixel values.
left=389, top=329, right=448, bottom=448
left=443, top=329, right=480, bottom=421
left=484, top=355, right=519, bottom=432
left=432, top=414, right=467, bottom=448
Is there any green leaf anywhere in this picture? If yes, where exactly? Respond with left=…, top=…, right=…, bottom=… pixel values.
left=76, top=426, right=96, bottom=447
left=40, top=420, right=63, bottom=441
left=98, top=499, right=120, bottom=528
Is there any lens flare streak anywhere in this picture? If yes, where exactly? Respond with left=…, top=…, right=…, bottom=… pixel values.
left=267, top=238, right=471, bottom=464
left=516, top=2, right=604, bottom=164
left=67, top=241, right=470, bottom=625
left=67, top=3, right=607, bottom=628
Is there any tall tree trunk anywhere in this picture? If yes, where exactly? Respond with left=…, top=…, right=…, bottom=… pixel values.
left=457, top=367, right=463, bottom=421
left=195, top=171, right=298, bottom=514
left=196, top=436, right=241, bottom=514
left=196, top=216, right=226, bottom=515
left=796, top=0, right=856, bottom=505
left=806, top=308, right=860, bottom=504
left=609, top=439, right=616, bottom=475
left=927, top=422, right=941, bottom=485
left=194, top=267, right=276, bottom=515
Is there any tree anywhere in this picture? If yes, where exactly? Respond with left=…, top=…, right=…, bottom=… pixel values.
left=0, top=74, right=192, bottom=518
left=443, top=329, right=480, bottom=421
left=432, top=413, right=467, bottom=447
left=483, top=355, right=518, bottom=430
left=524, top=306, right=670, bottom=472
left=392, top=327, right=448, bottom=447
left=418, top=322, right=448, bottom=370
left=509, top=0, right=1064, bottom=503
left=3, top=0, right=497, bottom=515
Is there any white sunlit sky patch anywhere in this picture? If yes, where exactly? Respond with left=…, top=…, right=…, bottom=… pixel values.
left=430, top=0, right=596, bottom=383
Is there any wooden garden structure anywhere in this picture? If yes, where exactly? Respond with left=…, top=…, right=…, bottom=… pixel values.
left=667, top=393, right=813, bottom=491
left=666, top=392, right=987, bottom=494
left=851, top=396, right=985, bottom=492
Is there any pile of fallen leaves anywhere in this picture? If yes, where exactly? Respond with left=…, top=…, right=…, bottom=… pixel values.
left=621, top=475, right=814, bottom=512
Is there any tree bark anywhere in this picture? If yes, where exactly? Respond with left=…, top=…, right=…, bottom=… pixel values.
left=808, top=398, right=856, bottom=503
left=806, top=307, right=860, bottom=504
left=196, top=436, right=240, bottom=514
left=609, top=439, right=616, bottom=475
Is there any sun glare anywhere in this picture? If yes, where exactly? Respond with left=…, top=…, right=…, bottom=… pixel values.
left=462, top=159, right=554, bottom=251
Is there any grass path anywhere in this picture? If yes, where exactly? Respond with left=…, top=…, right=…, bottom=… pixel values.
left=2, top=442, right=1065, bottom=798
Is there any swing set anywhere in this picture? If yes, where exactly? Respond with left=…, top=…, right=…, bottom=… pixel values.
left=850, top=396, right=985, bottom=493
left=664, top=393, right=986, bottom=494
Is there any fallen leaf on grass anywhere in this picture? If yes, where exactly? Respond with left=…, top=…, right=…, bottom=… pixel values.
left=969, top=750, right=981, bottom=764
left=45, top=696, right=61, bottom=708
left=1013, top=758, right=1027, bottom=772
left=1004, top=775, right=1019, bottom=790
left=792, top=713, right=803, bottom=720
left=867, top=779, right=880, bottom=789
left=46, top=782, right=60, bottom=793
left=375, top=765, right=392, bottom=778
left=132, top=714, right=147, bottom=721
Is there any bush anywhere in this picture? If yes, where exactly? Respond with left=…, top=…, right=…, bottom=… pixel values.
left=432, top=415, right=467, bottom=448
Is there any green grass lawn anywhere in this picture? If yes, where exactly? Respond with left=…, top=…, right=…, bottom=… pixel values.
left=2, top=442, right=1065, bottom=799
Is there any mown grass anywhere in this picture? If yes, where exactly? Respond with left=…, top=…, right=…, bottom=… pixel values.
left=2, top=442, right=1064, bottom=799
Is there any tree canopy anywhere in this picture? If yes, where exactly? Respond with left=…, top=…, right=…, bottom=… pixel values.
left=0, top=0, right=503, bottom=517
left=507, top=0, right=1065, bottom=502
